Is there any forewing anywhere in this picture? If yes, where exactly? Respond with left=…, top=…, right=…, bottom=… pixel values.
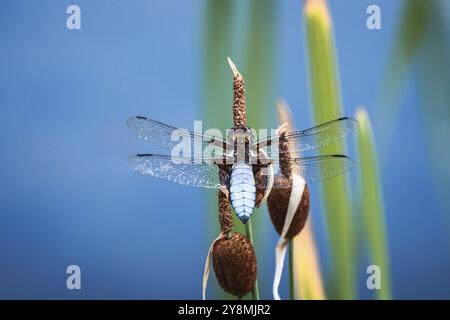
left=126, top=116, right=228, bottom=152
left=128, top=154, right=227, bottom=188
left=254, top=117, right=357, bottom=154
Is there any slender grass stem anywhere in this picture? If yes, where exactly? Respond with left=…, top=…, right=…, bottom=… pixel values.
left=289, top=240, right=295, bottom=300
left=245, top=220, right=260, bottom=300
left=355, top=108, right=391, bottom=299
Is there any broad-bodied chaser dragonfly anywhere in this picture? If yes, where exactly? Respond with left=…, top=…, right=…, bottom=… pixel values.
left=126, top=116, right=357, bottom=223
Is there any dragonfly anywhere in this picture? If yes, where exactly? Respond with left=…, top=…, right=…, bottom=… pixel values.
left=126, top=116, right=357, bottom=224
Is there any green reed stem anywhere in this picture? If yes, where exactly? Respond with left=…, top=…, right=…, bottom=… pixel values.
left=203, top=0, right=236, bottom=300
left=245, top=220, right=260, bottom=300
left=304, top=0, right=356, bottom=299
left=355, top=108, right=391, bottom=299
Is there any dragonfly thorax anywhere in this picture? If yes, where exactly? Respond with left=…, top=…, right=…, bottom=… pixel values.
left=227, top=126, right=254, bottom=144
left=226, top=126, right=255, bottom=164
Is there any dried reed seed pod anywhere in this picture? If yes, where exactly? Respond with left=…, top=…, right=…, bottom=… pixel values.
left=267, top=176, right=310, bottom=239
left=218, top=190, right=233, bottom=234
left=212, top=232, right=257, bottom=298
left=232, top=74, right=247, bottom=127
left=254, top=168, right=269, bottom=208
left=278, top=132, right=293, bottom=179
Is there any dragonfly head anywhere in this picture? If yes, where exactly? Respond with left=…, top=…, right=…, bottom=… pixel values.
left=227, top=126, right=254, bottom=144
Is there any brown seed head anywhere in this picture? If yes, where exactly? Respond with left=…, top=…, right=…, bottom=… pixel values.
left=267, top=177, right=310, bottom=239
left=218, top=190, right=233, bottom=234
left=228, top=58, right=247, bottom=127
left=267, top=118, right=310, bottom=238
left=212, top=232, right=257, bottom=298
left=279, top=132, right=293, bottom=179
left=254, top=166, right=269, bottom=207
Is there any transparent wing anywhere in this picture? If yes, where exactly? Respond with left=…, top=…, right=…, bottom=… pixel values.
left=126, top=116, right=229, bottom=151
left=257, top=155, right=354, bottom=188
left=128, top=154, right=228, bottom=189
left=254, top=117, right=357, bottom=154
left=289, top=155, right=354, bottom=183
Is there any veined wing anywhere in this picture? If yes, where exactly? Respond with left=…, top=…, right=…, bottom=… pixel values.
left=258, top=155, right=354, bottom=188
left=126, top=116, right=229, bottom=151
left=128, top=154, right=228, bottom=188
left=254, top=117, right=357, bottom=154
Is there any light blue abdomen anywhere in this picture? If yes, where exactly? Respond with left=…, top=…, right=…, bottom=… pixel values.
left=229, top=163, right=256, bottom=223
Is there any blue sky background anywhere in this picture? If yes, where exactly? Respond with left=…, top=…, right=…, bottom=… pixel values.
left=0, top=0, right=449, bottom=299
